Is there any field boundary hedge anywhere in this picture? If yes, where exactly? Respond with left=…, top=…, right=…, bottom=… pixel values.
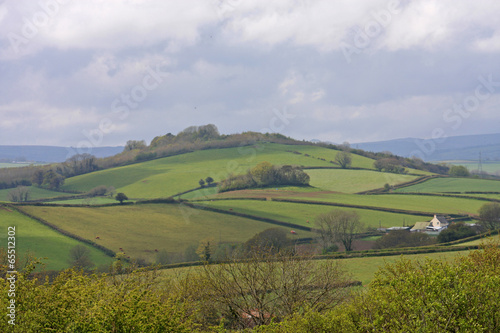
left=370, top=191, right=500, bottom=203
left=8, top=204, right=116, bottom=258
left=358, top=175, right=441, bottom=194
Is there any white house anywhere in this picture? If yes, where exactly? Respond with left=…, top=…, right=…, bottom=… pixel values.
left=410, top=215, right=449, bottom=232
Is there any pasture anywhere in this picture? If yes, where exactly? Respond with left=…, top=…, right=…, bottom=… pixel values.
left=209, top=191, right=486, bottom=216
left=20, top=203, right=311, bottom=263
left=0, top=206, right=113, bottom=271
left=395, top=177, right=500, bottom=193
left=0, top=186, right=70, bottom=202
left=199, top=199, right=429, bottom=228
left=305, top=169, right=418, bottom=193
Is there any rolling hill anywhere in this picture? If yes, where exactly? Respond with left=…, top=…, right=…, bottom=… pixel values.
left=2, top=132, right=499, bottom=275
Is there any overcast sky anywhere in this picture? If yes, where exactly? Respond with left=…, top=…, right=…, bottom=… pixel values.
left=1, top=0, right=500, bottom=148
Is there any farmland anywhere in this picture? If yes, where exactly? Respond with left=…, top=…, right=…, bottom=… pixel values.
left=20, top=203, right=314, bottom=263
left=198, top=199, right=429, bottom=228
left=0, top=206, right=113, bottom=271
left=2, top=140, right=499, bottom=273
left=0, top=186, right=70, bottom=202
left=307, top=169, right=418, bottom=193
left=395, top=177, right=500, bottom=193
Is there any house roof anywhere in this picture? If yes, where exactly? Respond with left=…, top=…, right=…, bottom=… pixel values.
left=411, top=222, right=430, bottom=231
left=433, top=215, right=449, bottom=225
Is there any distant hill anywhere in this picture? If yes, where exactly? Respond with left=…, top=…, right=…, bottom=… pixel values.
left=0, top=145, right=124, bottom=163
left=354, top=133, right=500, bottom=162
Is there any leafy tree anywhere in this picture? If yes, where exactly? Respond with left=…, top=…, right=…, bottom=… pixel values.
left=65, top=153, right=98, bottom=176
left=244, top=228, right=289, bottom=254
left=449, top=165, right=470, bottom=177
left=68, top=245, right=93, bottom=270
left=123, top=140, right=147, bottom=152
left=437, top=222, right=477, bottom=243
left=31, top=169, right=45, bottom=186
left=250, top=161, right=275, bottom=185
left=42, top=169, right=65, bottom=190
left=373, top=158, right=406, bottom=174
left=335, top=150, right=352, bottom=169
left=196, top=238, right=216, bottom=262
left=205, top=176, right=214, bottom=185
left=115, top=192, right=128, bottom=204
left=315, top=210, right=364, bottom=252
left=198, top=178, right=205, bottom=187
left=479, top=202, right=500, bottom=230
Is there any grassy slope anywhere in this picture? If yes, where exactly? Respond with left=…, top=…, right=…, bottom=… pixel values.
left=20, top=204, right=312, bottom=263
left=0, top=207, right=113, bottom=271
left=199, top=200, right=429, bottom=228
left=306, top=169, right=418, bottom=193
left=61, top=143, right=379, bottom=198
left=0, top=186, right=69, bottom=202
left=396, top=177, right=500, bottom=193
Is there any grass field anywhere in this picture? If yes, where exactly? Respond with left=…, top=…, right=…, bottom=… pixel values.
left=0, top=186, right=70, bottom=202
left=49, top=197, right=119, bottom=205
left=209, top=190, right=486, bottom=216
left=443, top=160, right=500, bottom=175
left=20, top=203, right=311, bottom=263
left=199, top=199, right=429, bottom=228
left=61, top=144, right=381, bottom=199
left=0, top=206, right=113, bottom=271
left=395, top=177, right=500, bottom=193
left=307, top=169, right=418, bottom=193
left=341, top=250, right=470, bottom=285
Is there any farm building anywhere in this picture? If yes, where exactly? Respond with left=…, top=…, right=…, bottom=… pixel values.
left=410, top=215, right=449, bottom=232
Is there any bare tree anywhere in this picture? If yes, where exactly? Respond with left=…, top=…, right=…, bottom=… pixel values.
left=200, top=250, right=353, bottom=329
left=8, top=186, right=30, bottom=202
left=315, top=210, right=364, bottom=252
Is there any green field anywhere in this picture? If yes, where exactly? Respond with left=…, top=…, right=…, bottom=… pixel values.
left=49, top=197, right=118, bottom=205
left=199, top=199, right=429, bottom=228
left=307, top=169, right=418, bottom=193
left=61, top=144, right=382, bottom=199
left=0, top=207, right=113, bottom=271
left=396, top=177, right=500, bottom=193
left=210, top=190, right=486, bottom=216
left=20, top=203, right=310, bottom=263
left=0, top=186, right=70, bottom=202
left=444, top=160, right=500, bottom=175
left=341, top=250, right=469, bottom=285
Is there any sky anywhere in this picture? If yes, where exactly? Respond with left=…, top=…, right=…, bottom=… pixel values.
left=1, top=0, right=500, bottom=150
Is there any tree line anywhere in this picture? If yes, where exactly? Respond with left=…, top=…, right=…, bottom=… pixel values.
left=218, top=162, right=310, bottom=192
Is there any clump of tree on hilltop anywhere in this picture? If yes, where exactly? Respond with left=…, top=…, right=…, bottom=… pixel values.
left=0, top=124, right=455, bottom=191
left=218, top=161, right=310, bottom=192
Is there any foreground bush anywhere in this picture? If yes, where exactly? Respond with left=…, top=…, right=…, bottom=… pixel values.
left=258, top=241, right=500, bottom=332
left=0, top=265, right=197, bottom=332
